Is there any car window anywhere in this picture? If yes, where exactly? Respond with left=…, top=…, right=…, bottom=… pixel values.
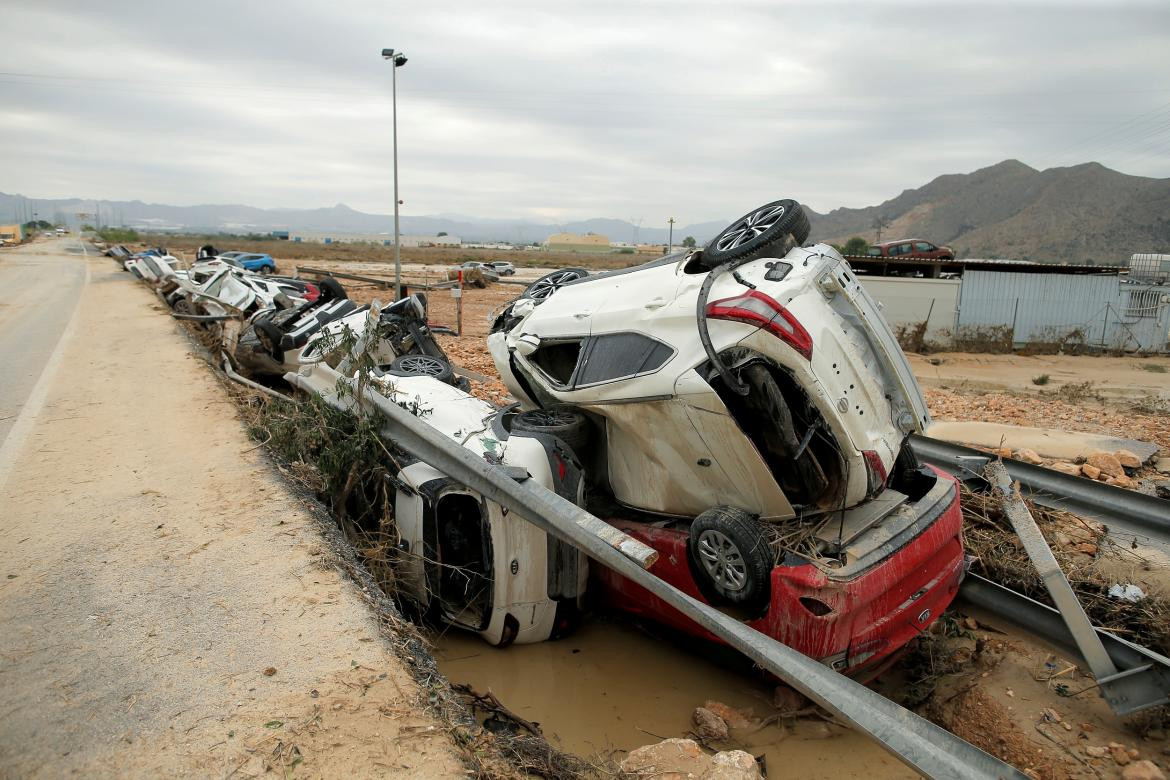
left=897, top=243, right=913, bottom=254
left=867, top=246, right=881, bottom=256
left=915, top=242, right=933, bottom=251
left=574, top=333, right=674, bottom=387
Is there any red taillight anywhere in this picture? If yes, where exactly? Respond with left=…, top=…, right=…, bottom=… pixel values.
left=862, top=450, right=888, bottom=495
left=304, top=283, right=320, bottom=302
left=705, top=290, right=813, bottom=360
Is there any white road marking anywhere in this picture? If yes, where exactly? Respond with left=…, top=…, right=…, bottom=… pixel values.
left=0, top=251, right=90, bottom=493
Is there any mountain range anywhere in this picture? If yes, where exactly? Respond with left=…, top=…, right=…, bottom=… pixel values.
left=4, top=160, right=1168, bottom=262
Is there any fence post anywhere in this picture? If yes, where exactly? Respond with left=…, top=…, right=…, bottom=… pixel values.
left=1010, top=297, right=1020, bottom=346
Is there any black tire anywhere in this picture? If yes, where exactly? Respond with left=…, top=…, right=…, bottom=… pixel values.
left=687, top=506, right=772, bottom=608
left=173, top=298, right=196, bottom=315
left=254, top=318, right=285, bottom=363
left=317, top=276, right=347, bottom=302
left=702, top=199, right=811, bottom=268
left=259, top=265, right=273, bottom=275
left=511, top=406, right=590, bottom=452
left=524, top=267, right=589, bottom=303
left=386, top=354, right=454, bottom=383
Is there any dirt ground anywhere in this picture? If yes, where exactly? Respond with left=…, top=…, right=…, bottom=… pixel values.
left=0, top=245, right=465, bottom=777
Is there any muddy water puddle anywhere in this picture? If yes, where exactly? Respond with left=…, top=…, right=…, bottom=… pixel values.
left=436, top=616, right=915, bottom=779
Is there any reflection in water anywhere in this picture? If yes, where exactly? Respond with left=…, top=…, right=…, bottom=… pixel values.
left=435, top=615, right=915, bottom=779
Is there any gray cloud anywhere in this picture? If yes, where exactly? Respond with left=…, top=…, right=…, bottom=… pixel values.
left=2, top=0, right=1168, bottom=226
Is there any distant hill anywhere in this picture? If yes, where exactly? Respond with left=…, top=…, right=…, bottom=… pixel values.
left=4, top=160, right=1168, bottom=261
left=806, top=160, right=1170, bottom=264
left=0, top=194, right=724, bottom=245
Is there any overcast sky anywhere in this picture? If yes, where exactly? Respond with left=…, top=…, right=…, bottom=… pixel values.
left=2, top=1, right=1168, bottom=224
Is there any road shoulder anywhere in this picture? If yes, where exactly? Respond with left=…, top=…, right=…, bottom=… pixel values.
left=0, top=251, right=465, bottom=777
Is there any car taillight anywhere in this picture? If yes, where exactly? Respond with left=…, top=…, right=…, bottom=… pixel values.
left=303, top=283, right=320, bottom=302
left=705, top=290, right=813, bottom=360
left=862, top=450, right=888, bottom=495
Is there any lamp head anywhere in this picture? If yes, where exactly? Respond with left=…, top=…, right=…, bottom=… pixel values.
left=382, top=48, right=407, bottom=66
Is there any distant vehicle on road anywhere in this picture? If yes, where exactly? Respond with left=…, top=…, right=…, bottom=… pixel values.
left=867, top=239, right=954, bottom=261
left=487, top=261, right=516, bottom=276
left=232, top=252, right=277, bottom=274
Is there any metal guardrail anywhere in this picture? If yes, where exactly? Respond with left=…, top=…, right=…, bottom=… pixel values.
left=984, top=462, right=1156, bottom=715
left=287, top=364, right=1025, bottom=780
left=958, top=574, right=1170, bottom=714
left=295, top=265, right=457, bottom=291
left=910, top=434, right=1170, bottom=547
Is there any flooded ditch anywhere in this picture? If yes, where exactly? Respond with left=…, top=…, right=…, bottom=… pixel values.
left=434, top=614, right=917, bottom=779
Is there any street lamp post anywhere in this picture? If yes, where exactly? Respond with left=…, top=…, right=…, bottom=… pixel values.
left=382, top=47, right=408, bottom=299
left=667, top=217, right=675, bottom=254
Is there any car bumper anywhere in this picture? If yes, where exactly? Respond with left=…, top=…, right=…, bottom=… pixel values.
left=592, top=467, right=964, bottom=676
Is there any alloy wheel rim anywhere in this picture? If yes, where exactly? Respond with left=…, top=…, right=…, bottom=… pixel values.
left=715, top=203, right=787, bottom=252
left=529, top=270, right=583, bottom=300
left=399, top=355, right=445, bottom=375
left=696, top=529, right=748, bottom=591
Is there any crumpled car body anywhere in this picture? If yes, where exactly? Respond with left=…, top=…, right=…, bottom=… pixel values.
left=292, top=367, right=588, bottom=646
left=484, top=234, right=964, bottom=674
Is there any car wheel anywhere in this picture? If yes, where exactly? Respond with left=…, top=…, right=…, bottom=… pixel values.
left=386, top=354, right=455, bottom=383
left=511, top=406, right=590, bottom=452
left=318, top=276, right=347, bottom=302
left=524, top=267, right=589, bottom=303
left=687, top=506, right=772, bottom=608
left=701, top=199, right=811, bottom=268
left=173, top=298, right=195, bottom=315
left=254, top=318, right=285, bottom=363
left=259, top=266, right=273, bottom=275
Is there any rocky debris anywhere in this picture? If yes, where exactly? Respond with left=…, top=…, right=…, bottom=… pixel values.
left=1109, top=742, right=1133, bottom=766
left=1016, top=448, right=1044, bottom=465
left=1085, top=452, right=1125, bottom=478
left=1049, top=461, right=1082, bottom=476
left=692, top=707, right=729, bottom=741
left=620, top=738, right=762, bottom=780
left=1081, top=463, right=1102, bottom=480
left=1123, top=760, right=1167, bottom=780
left=993, top=446, right=1014, bottom=458
left=1106, top=474, right=1136, bottom=488
left=706, top=751, right=762, bottom=780
left=1115, top=449, right=1142, bottom=469
left=1039, top=707, right=1061, bottom=723
left=702, top=700, right=752, bottom=728
left=1085, top=745, right=1109, bottom=758
left=1155, top=457, right=1170, bottom=475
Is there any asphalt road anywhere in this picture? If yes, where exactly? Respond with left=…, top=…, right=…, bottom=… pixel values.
left=0, top=238, right=88, bottom=447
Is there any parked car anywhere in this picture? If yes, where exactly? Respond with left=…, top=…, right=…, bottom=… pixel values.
left=867, top=239, right=954, bottom=261
left=482, top=198, right=964, bottom=676
left=447, top=261, right=500, bottom=287
left=487, top=261, right=516, bottom=276
left=233, top=252, right=277, bottom=274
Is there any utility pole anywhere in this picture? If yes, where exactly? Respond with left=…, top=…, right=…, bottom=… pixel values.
left=667, top=217, right=675, bottom=254
left=872, top=214, right=891, bottom=243
left=382, top=47, right=409, bottom=300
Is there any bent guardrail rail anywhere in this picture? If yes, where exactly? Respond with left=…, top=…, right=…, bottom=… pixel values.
left=959, top=574, right=1170, bottom=715
left=288, top=364, right=1025, bottom=780
left=910, top=434, right=1170, bottom=548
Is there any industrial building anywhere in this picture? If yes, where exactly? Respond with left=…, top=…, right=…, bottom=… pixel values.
left=288, top=232, right=460, bottom=247
left=546, top=232, right=611, bottom=252
left=856, top=254, right=1170, bottom=353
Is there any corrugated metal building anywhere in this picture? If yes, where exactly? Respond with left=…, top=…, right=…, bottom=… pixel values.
left=956, top=270, right=1170, bottom=352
